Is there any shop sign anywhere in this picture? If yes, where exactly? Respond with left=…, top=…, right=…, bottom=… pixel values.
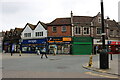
left=22, top=39, right=46, bottom=44
left=118, top=42, right=120, bottom=45
left=109, top=41, right=120, bottom=45
left=63, top=37, right=71, bottom=41
left=48, top=37, right=62, bottom=43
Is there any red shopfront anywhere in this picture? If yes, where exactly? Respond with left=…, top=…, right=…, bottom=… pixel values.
left=108, top=41, right=120, bottom=54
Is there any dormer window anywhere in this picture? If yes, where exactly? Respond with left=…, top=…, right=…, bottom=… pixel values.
left=36, top=32, right=43, bottom=37
left=24, top=33, right=31, bottom=37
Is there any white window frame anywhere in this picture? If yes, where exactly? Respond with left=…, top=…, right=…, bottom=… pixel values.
left=98, top=17, right=101, bottom=23
left=35, top=32, right=43, bottom=37
left=83, top=27, right=90, bottom=35
left=74, top=26, right=81, bottom=35
left=24, top=33, right=31, bottom=37
left=52, top=26, right=57, bottom=32
left=96, top=27, right=102, bottom=35
left=61, top=26, right=66, bottom=32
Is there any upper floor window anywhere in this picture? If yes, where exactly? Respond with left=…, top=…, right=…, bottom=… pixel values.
left=116, top=30, right=120, bottom=37
left=36, top=32, right=43, bottom=37
left=109, top=30, right=114, bottom=36
left=52, top=26, right=57, bottom=32
left=83, top=27, right=90, bottom=35
left=98, top=17, right=101, bottom=23
left=24, top=33, right=31, bottom=37
left=62, top=26, right=66, bottom=32
left=75, top=26, right=81, bottom=35
left=96, top=27, right=102, bottom=35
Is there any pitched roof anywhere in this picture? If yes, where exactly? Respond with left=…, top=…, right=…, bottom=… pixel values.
left=47, top=16, right=94, bottom=26
left=36, top=21, right=47, bottom=30
left=73, top=16, right=93, bottom=24
left=27, top=23, right=36, bottom=30
left=48, top=18, right=71, bottom=26
left=14, top=28, right=23, bottom=32
left=105, top=19, right=119, bottom=28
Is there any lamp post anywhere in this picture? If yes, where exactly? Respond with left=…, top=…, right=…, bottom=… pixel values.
left=99, top=0, right=109, bottom=69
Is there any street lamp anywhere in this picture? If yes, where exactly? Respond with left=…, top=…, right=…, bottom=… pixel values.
left=99, top=0, right=109, bottom=69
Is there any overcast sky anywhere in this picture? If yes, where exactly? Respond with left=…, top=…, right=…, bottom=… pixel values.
left=0, top=0, right=119, bottom=32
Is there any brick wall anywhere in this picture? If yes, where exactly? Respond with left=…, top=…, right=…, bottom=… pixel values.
left=47, top=25, right=72, bottom=37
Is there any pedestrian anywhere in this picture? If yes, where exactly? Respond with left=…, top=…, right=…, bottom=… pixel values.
left=10, top=45, right=13, bottom=56
left=11, top=51, right=13, bottom=56
left=41, top=47, right=48, bottom=59
left=53, top=47, right=57, bottom=55
left=19, top=49, right=22, bottom=56
left=37, top=49, right=40, bottom=55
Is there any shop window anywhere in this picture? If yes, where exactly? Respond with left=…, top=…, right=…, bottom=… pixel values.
left=52, top=26, right=57, bottom=32
left=22, top=47, right=27, bottom=51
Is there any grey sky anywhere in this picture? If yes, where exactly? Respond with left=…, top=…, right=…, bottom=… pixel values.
left=0, top=0, right=119, bottom=31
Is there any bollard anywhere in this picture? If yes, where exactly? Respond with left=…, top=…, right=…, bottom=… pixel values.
left=88, top=55, right=93, bottom=67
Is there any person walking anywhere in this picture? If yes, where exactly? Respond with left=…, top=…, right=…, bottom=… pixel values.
left=19, top=49, right=22, bottom=56
left=10, top=45, right=13, bottom=56
left=37, top=49, right=40, bottom=55
left=53, top=47, right=57, bottom=55
left=41, top=47, right=48, bottom=59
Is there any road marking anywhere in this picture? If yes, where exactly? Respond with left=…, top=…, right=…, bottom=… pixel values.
left=85, top=72, right=118, bottom=78
left=97, top=70, right=107, bottom=72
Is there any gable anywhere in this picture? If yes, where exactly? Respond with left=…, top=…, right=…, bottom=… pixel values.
left=22, top=25, right=32, bottom=33
left=35, top=23, right=46, bottom=32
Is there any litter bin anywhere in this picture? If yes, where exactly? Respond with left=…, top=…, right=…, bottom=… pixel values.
left=99, top=49, right=109, bottom=69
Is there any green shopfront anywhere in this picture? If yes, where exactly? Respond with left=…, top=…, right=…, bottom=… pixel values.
left=72, top=37, right=93, bottom=55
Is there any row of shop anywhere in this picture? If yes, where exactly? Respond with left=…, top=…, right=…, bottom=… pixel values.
left=3, top=37, right=120, bottom=55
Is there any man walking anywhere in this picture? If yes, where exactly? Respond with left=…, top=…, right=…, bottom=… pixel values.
left=41, top=47, right=48, bottom=59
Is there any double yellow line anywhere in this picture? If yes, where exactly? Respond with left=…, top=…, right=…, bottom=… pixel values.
left=85, top=72, right=118, bottom=78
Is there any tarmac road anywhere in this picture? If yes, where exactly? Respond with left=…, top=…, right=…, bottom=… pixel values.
left=2, top=53, right=118, bottom=78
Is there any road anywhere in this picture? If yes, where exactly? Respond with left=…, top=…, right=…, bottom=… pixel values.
left=2, top=53, right=118, bottom=78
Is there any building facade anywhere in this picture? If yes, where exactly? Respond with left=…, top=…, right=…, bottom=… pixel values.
left=21, top=21, right=47, bottom=53
left=47, top=12, right=120, bottom=55
left=47, top=18, right=72, bottom=54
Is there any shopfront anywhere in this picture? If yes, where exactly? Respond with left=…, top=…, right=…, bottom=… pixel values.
left=107, top=41, right=120, bottom=54
left=93, top=39, right=120, bottom=54
left=21, top=38, right=47, bottom=53
left=47, top=37, right=72, bottom=54
left=72, top=37, right=93, bottom=55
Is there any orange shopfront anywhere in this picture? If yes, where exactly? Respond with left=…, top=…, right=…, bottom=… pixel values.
left=47, top=37, right=72, bottom=54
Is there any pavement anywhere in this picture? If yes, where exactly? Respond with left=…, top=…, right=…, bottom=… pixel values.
left=82, top=54, right=120, bottom=77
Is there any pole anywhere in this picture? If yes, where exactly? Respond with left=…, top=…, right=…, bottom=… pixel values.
left=99, top=0, right=109, bottom=69
left=110, top=54, right=112, bottom=60
left=101, top=0, right=105, bottom=49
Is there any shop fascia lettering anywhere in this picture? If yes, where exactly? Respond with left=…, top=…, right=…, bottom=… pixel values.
left=28, top=40, right=37, bottom=43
